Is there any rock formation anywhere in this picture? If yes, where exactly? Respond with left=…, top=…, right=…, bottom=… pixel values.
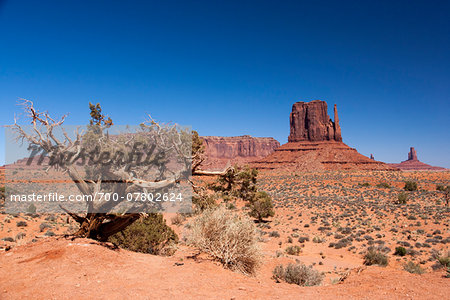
left=253, top=100, right=396, bottom=171
left=200, top=135, right=280, bottom=169
left=407, top=147, right=418, bottom=161
left=389, top=147, right=446, bottom=171
left=288, top=100, right=342, bottom=142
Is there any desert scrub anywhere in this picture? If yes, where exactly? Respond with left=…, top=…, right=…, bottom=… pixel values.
left=109, top=213, right=178, bottom=256
left=187, top=206, right=261, bottom=275
left=433, top=250, right=450, bottom=268
left=16, top=221, right=27, bottom=227
left=312, top=236, right=325, bottom=243
left=272, top=263, right=323, bottom=286
left=285, top=245, right=301, bottom=256
left=298, top=236, right=309, bottom=243
left=269, top=231, right=280, bottom=238
left=404, top=181, right=418, bottom=191
left=192, top=194, right=217, bottom=212
left=396, top=192, right=408, bottom=204
left=403, top=261, right=425, bottom=274
left=171, top=213, right=186, bottom=225
left=394, top=246, right=407, bottom=256
left=247, top=191, right=275, bottom=222
left=376, top=182, right=390, bottom=189
left=363, top=248, right=388, bottom=266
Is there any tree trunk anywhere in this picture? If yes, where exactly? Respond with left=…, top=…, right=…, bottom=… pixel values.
left=71, top=213, right=140, bottom=241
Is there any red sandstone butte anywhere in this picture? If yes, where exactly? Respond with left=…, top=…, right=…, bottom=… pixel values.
left=289, top=100, right=342, bottom=142
left=253, top=100, right=396, bottom=171
left=200, top=135, right=280, bottom=169
left=389, top=147, right=446, bottom=171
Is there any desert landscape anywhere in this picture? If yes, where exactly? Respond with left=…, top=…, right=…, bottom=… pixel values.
left=1, top=2, right=449, bottom=299
left=0, top=100, right=448, bottom=299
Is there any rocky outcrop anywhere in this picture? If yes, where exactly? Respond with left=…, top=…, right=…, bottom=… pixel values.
left=252, top=141, right=396, bottom=171
left=288, top=100, right=342, bottom=142
left=389, top=147, right=446, bottom=171
left=407, top=147, right=418, bottom=161
left=254, top=100, right=396, bottom=171
left=200, top=135, right=280, bottom=169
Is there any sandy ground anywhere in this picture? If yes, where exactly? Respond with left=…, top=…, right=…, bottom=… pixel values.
left=1, top=170, right=449, bottom=299
left=0, top=238, right=448, bottom=300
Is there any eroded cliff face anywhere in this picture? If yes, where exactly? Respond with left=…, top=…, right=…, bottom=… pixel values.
left=288, top=100, right=342, bottom=142
left=200, top=135, right=280, bottom=169
left=202, top=135, right=280, bottom=159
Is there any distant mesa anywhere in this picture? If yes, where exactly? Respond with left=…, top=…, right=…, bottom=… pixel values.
left=388, top=147, right=446, bottom=171
left=252, top=100, right=396, bottom=171
left=200, top=135, right=280, bottom=170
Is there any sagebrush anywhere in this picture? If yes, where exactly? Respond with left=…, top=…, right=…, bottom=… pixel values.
left=363, top=248, right=388, bottom=266
left=272, top=263, right=323, bottom=286
left=187, top=206, right=261, bottom=275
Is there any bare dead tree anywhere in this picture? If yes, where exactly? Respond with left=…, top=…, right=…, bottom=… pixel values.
left=8, top=99, right=193, bottom=241
left=8, top=99, right=234, bottom=241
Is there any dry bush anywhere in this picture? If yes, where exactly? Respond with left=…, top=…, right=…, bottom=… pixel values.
left=403, top=261, right=425, bottom=274
left=171, top=213, right=186, bottom=225
left=434, top=250, right=450, bottom=268
left=396, top=192, right=408, bottom=204
left=192, top=193, right=218, bottom=213
left=272, top=263, right=323, bottom=286
left=285, top=245, right=302, bottom=256
left=404, top=181, right=418, bottom=191
left=363, top=248, right=388, bottom=266
left=187, top=206, right=261, bottom=275
left=312, top=236, right=325, bottom=243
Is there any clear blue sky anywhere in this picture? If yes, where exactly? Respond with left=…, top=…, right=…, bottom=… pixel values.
left=1, top=0, right=449, bottom=167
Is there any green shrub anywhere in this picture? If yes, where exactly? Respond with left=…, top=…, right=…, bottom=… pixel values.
left=187, top=206, right=261, bottom=275
left=109, top=213, right=178, bottom=256
left=285, top=245, right=301, bottom=256
left=396, top=192, right=408, bottom=204
left=404, top=181, right=418, bottom=191
left=403, top=261, right=425, bottom=274
left=247, top=191, right=275, bottom=222
left=394, top=246, right=407, bottom=256
left=359, top=182, right=370, bottom=187
left=272, top=263, right=323, bottom=286
left=363, top=248, right=388, bottom=266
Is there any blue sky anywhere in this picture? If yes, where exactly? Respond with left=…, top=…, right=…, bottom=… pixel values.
left=1, top=0, right=449, bottom=167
